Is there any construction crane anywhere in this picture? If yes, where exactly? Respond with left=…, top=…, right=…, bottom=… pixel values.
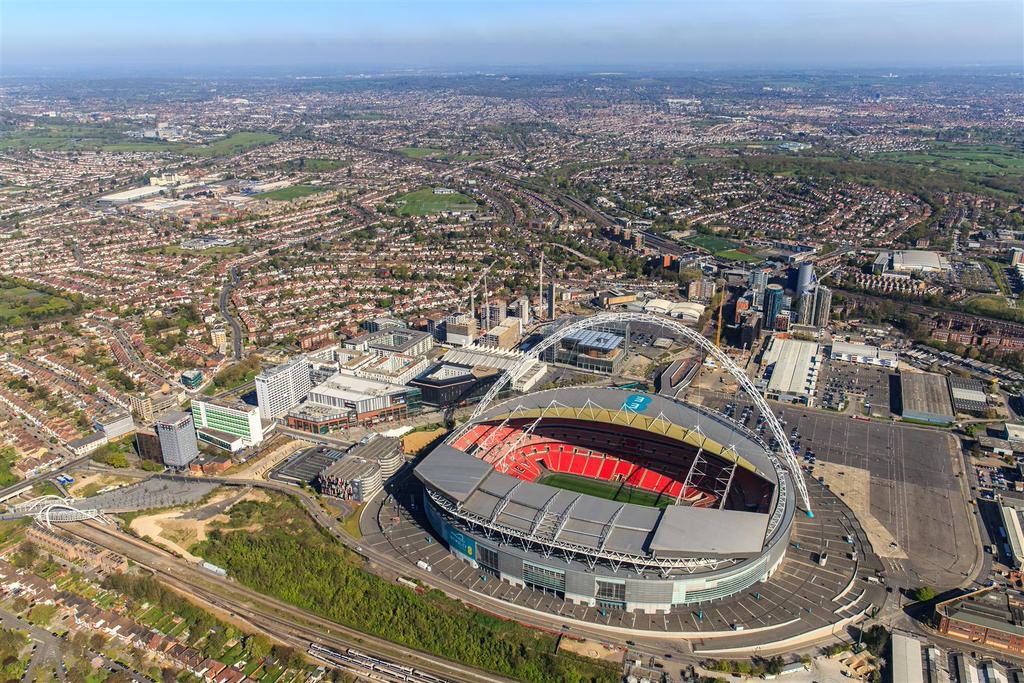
left=715, top=289, right=725, bottom=348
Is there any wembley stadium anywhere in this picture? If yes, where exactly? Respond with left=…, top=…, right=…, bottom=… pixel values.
left=414, top=385, right=800, bottom=613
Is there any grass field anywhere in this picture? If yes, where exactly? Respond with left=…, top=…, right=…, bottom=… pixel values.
left=397, top=147, right=443, bottom=158
left=145, top=245, right=246, bottom=257
left=186, top=132, right=278, bottom=157
left=683, top=234, right=739, bottom=253
left=717, top=248, right=763, bottom=263
left=0, top=281, right=76, bottom=326
left=256, top=184, right=328, bottom=201
left=876, top=142, right=1024, bottom=177
left=0, top=124, right=277, bottom=157
left=539, top=473, right=673, bottom=508
left=395, top=187, right=478, bottom=216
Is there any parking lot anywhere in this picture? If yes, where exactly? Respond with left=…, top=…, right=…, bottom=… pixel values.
left=269, top=445, right=347, bottom=486
left=694, top=390, right=975, bottom=589
left=815, top=361, right=893, bottom=417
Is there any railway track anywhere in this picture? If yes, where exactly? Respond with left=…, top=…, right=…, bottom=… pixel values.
left=62, top=521, right=512, bottom=683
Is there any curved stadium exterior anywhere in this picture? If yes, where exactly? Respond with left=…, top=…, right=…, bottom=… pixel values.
left=414, top=387, right=796, bottom=613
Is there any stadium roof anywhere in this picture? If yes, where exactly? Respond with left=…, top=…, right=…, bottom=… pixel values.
left=414, top=387, right=792, bottom=562
left=650, top=506, right=769, bottom=557
left=474, top=387, right=777, bottom=478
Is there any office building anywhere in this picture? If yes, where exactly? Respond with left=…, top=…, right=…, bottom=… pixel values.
left=256, top=357, right=312, bottom=420
left=155, top=411, right=199, bottom=468
left=180, top=369, right=203, bottom=390
left=763, top=284, right=784, bottom=331
left=546, top=281, right=556, bottom=319
left=191, top=397, right=265, bottom=450
left=93, top=410, right=135, bottom=440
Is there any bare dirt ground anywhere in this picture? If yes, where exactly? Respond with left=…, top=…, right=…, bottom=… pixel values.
left=558, top=637, right=623, bottom=663
left=128, top=488, right=269, bottom=561
left=402, top=428, right=447, bottom=455
left=67, top=473, right=136, bottom=498
left=815, top=461, right=907, bottom=560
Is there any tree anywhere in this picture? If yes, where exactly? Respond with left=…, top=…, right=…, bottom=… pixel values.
left=245, top=634, right=271, bottom=661
left=914, top=585, right=936, bottom=602
left=861, top=624, right=890, bottom=656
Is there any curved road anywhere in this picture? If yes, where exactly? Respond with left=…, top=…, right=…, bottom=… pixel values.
left=219, top=266, right=243, bottom=360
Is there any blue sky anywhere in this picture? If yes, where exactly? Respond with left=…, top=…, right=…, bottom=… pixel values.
left=2, top=1, right=1022, bottom=73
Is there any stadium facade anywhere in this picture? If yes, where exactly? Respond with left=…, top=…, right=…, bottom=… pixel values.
left=415, top=386, right=797, bottom=613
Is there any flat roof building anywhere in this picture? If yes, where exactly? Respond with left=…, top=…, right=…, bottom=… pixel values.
left=155, top=410, right=199, bottom=468
left=758, top=337, right=822, bottom=406
left=191, top=397, right=265, bottom=449
left=256, top=357, right=312, bottom=420
left=899, top=371, right=955, bottom=425
left=948, top=375, right=989, bottom=416
left=829, top=340, right=898, bottom=368
left=937, top=587, right=1024, bottom=655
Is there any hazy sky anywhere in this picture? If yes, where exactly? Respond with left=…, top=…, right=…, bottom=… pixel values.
left=2, top=0, right=1022, bottom=74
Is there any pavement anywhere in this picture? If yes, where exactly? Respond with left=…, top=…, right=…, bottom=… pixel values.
left=691, top=390, right=977, bottom=593
left=357, top=468, right=886, bottom=656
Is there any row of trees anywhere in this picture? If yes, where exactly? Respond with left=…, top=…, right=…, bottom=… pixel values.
left=195, top=498, right=618, bottom=683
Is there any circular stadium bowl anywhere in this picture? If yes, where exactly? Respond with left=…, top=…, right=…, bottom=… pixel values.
left=414, top=386, right=796, bottom=613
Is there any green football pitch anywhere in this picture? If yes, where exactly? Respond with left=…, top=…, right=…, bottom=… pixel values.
left=538, top=473, right=673, bottom=508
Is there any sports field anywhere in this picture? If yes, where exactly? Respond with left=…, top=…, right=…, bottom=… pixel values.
left=539, top=473, right=673, bottom=508
left=395, top=187, right=478, bottom=216
left=397, top=147, right=443, bottom=158
left=683, top=234, right=738, bottom=253
left=256, top=184, right=327, bottom=201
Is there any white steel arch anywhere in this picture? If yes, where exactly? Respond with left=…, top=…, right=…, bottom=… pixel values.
left=11, top=495, right=107, bottom=530
left=469, top=311, right=813, bottom=516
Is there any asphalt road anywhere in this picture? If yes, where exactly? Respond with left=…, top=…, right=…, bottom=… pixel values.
left=219, top=266, right=243, bottom=360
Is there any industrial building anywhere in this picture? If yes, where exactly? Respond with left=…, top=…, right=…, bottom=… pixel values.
left=948, top=375, right=990, bottom=416
left=255, top=357, right=312, bottom=420
left=899, top=371, right=955, bottom=425
left=155, top=410, right=200, bottom=468
left=96, top=185, right=164, bottom=205
left=190, top=397, right=267, bottom=451
left=758, top=337, right=822, bottom=406
left=829, top=341, right=898, bottom=368
left=872, top=250, right=950, bottom=275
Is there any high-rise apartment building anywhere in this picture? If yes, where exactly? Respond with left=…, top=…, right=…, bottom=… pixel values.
left=763, top=284, right=784, bottom=331
left=155, top=411, right=199, bottom=468
left=812, top=285, right=832, bottom=329
left=256, top=357, right=312, bottom=420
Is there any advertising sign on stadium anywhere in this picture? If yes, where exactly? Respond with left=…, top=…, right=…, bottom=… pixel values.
left=621, top=394, right=651, bottom=413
